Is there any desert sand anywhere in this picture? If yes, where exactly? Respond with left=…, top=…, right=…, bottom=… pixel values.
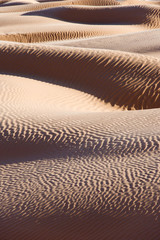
left=0, top=0, right=160, bottom=239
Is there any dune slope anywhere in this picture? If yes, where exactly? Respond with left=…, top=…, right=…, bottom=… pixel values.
left=25, top=5, right=160, bottom=27
left=0, top=0, right=160, bottom=239
left=0, top=42, right=160, bottom=110
left=0, top=0, right=119, bottom=13
left=52, top=29, right=160, bottom=58
left=0, top=106, right=160, bottom=240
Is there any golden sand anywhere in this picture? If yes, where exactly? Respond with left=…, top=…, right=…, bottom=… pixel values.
left=0, top=0, right=160, bottom=239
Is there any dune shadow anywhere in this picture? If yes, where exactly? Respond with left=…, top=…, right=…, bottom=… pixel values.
left=22, top=5, right=148, bottom=25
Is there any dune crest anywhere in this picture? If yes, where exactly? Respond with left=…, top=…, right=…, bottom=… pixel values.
left=0, top=0, right=160, bottom=239
left=0, top=42, right=160, bottom=110
left=25, top=5, right=160, bottom=28
left=0, top=0, right=119, bottom=13
left=52, top=29, right=160, bottom=58
left=0, top=3, right=160, bottom=43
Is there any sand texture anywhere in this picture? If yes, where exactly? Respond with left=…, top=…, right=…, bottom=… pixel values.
left=0, top=0, right=160, bottom=240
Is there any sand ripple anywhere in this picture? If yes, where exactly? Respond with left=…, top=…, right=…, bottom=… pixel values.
left=0, top=42, right=160, bottom=109
left=0, top=109, right=160, bottom=239
left=0, top=0, right=160, bottom=239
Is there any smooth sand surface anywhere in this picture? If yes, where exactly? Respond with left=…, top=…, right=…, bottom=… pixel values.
left=0, top=0, right=160, bottom=240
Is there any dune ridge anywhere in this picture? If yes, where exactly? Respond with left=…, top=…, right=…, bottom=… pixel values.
left=0, top=26, right=129, bottom=43
left=25, top=5, right=160, bottom=27
left=52, top=29, right=160, bottom=58
left=0, top=25, right=144, bottom=43
left=0, top=0, right=160, bottom=239
left=0, top=42, right=160, bottom=110
left=0, top=0, right=119, bottom=13
left=0, top=4, right=160, bottom=43
left=0, top=0, right=38, bottom=6
left=0, top=99, right=160, bottom=156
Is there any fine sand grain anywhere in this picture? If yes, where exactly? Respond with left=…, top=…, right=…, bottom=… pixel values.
left=0, top=42, right=160, bottom=110
left=51, top=29, right=160, bottom=58
left=0, top=0, right=160, bottom=239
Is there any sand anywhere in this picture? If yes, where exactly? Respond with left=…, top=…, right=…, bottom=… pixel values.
left=51, top=29, right=160, bottom=58
left=0, top=0, right=160, bottom=239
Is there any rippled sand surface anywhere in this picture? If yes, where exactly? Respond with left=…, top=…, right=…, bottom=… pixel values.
left=0, top=0, right=160, bottom=239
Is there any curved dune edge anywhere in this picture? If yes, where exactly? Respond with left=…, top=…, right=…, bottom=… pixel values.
left=0, top=100, right=160, bottom=157
left=0, top=27, right=130, bottom=43
left=0, top=24, right=145, bottom=43
left=0, top=42, right=160, bottom=110
left=52, top=29, right=160, bottom=58
left=0, top=0, right=119, bottom=13
left=0, top=73, right=120, bottom=157
left=0, top=1, right=160, bottom=240
left=0, top=0, right=38, bottom=6
left=0, top=73, right=116, bottom=113
left=0, top=4, right=159, bottom=43
left=25, top=5, right=160, bottom=28
left=0, top=0, right=67, bottom=12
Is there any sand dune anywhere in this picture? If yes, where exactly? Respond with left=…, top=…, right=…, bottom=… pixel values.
left=0, top=0, right=38, bottom=7
left=0, top=4, right=147, bottom=43
left=0, top=0, right=119, bottom=13
left=0, top=73, right=113, bottom=113
left=0, top=42, right=160, bottom=109
left=52, top=29, right=160, bottom=58
left=0, top=0, right=160, bottom=239
left=0, top=2, right=159, bottom=43
left=26, top=5, right=160, bottom=27
left=0, top=24, right=143, bottom=43
left=0, top=106, right=160, bottom=239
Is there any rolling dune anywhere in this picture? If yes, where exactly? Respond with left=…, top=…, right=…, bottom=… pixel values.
left=0, top=0, right=119, bottom=13
left=0, top=4, right=148, bottom=43
left=0, top=24, right=142, bottom=43
left=0, top=2, right=159, bottom=43
left=0, top=42, right=160, bottom=110
left=25, top=4, right=160, bottom=27
left=0, top=100, right=160, bottom=239
left=0, top=0, right=160, bottom=239
left=52, top=29, right=160, bottom=58
left=0, top=0, right=38, bottom=7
